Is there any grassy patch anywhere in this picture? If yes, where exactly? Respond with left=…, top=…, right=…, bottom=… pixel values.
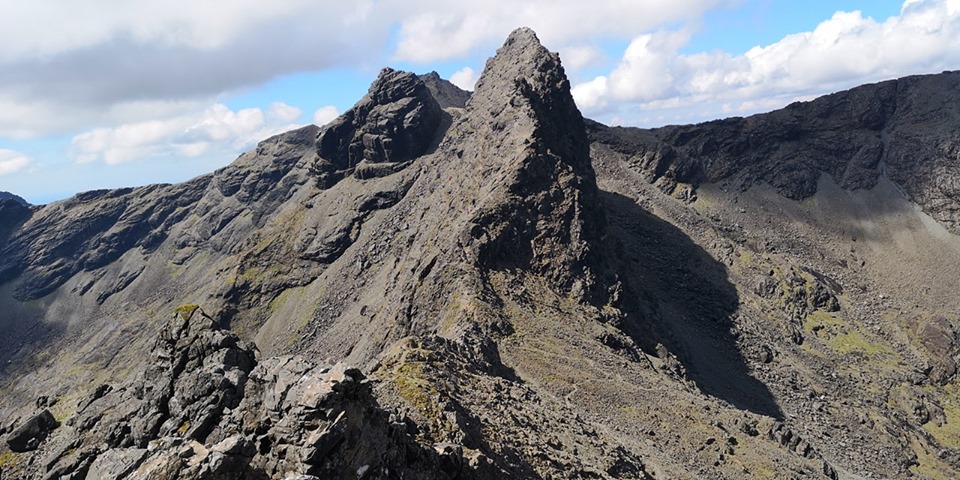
left=268, top=289, right=294, bottom=314
left=50, top=393, right=81, bottom=423
left=803, top=310, right=845, bottom=333
left=174, top=304, right=200, bottom=320
left=395, top=361, right=438, bottom=415
left=803, top=310, right=893, bottom=356
left=177, top=421, right=191, bottom=435
left=910, top=439, right=954, bottom=480
left=0, top=451, right=19, bottom=469
left=827, top=331, right=891, bottom=355
left=924, top=385, right=960, bottom=449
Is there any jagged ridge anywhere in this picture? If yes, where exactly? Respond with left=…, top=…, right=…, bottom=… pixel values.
left=588, top=70, right=960, bottom=232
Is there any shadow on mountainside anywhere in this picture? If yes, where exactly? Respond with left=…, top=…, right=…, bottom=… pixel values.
left=602, top=191, right=783, bottom=419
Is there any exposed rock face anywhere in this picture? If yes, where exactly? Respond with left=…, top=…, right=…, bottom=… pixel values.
left=5, top=410, right=58, bottom=453
left=0, top=181, right=208, bottom=301
left=315, top=68, right=443, bottom=187
left=588, top=71, right=960, bottom=232
left=0, top=197, right=32, bottom=239
left=460, top=27, right=606, bottom=300
left=2, top=27, right=960, bottom=480
left=12, top=307, right=476, bottom=480
left=910, top=314, right=960, bottom=385
left=419, top=71, right=472, bottom=109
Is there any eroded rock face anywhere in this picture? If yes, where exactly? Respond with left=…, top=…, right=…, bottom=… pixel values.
left=126, top=306, right=257, bottom=446
left=314, top=68, right=444, bottom=187
left=0, top=191, right=29, bottom=207
left=11, top=308, right=475, bottom=480
left=419, top=71, right=471, bottom=109
left=911, top=314, right=960, bottom=384
left=455, top=27, right=606, bottom=301
left=0, top=198, right=31, bottom=239
left=0, top=180, right=209, bottom=301
left=587, top=71, right=960, bottom=233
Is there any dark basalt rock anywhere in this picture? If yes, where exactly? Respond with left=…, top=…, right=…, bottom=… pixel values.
left=314, top=68, right=443, bottom=187
left=588, top=70, right=960, bottom=234
left=0, top=197, right=32, bottom=238
left=25, top=306, right=483, bottom=480
left=419, top=71, right=472, bottom=109
left=6, top=410, right=59, bottom=452
left=459, top=27, right=606, bottom=301
left=0, top=179, right=209, bottom=301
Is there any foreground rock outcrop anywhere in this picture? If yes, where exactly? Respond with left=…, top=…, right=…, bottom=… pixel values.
left=4, top=307, right=480, bottom=479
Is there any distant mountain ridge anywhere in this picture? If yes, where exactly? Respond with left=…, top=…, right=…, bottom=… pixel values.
left=0, top=191, right=29, bottom=206
left=588, top=69, right=960, bottom=233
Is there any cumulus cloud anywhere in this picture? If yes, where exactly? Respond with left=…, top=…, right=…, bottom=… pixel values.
left=450, top=67, right=479, bottom=91
left=559, top=45, right=606, bottom=71
left=391, top=0, right=721, bottom=62
left=571, top=76, right=610, bottom=112
left=0, top=0, right=728, bottom=139
left=0, top=150, right=30, bottom=176
left=70, top=102, right=303, bottom=165
left=312, top=106, right=340, bottom=126
left=573, top=0, right=960, bottom=124
left=0, top=1, right=385, bottom=138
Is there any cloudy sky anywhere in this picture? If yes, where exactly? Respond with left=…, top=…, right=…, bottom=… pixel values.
left=1, top=0, right=957, bottom=203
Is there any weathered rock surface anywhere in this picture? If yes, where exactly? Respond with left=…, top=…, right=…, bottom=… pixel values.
left=0, top=181, right=209, bottom=301
left=588, top=70, right=960, bottom=233
left=461, top=27, right=606, bottom=300
left=5, top=307, right=477, bottom=479
left=6, top=410, right=58, bottom=453
left=315, top=68, right=443, bottom=187
left=419, top=71, right=472, bottom=109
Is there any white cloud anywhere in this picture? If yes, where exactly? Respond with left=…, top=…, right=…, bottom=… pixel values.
left=0, top=0, right=724, bottom=139
left=268, top=102, right=303, bottom=124
left=0, top=1, right=379, bottom=62
left=571, top=76, right=609, bottom=111
left=391, top=0, right=721, bottom=62
left=0, top=1, right=386, bottom=138
left=70, top=103, right=303, bottom=165
left=573, top=0, right=960, bottom=125
left=607, top=30, right=690, bottom=102
left=312, top=106, right=340, bottom=126
left=0, top=150, right=30, bottom=176
left=450, top=67, right=479, bottom=91
left=559, top=45, right=605, bottom=71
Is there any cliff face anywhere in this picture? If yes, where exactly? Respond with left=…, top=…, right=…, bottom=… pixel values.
left=588, top=71, right=960, bottom=232
left=2, top=29, right=960, bottom=480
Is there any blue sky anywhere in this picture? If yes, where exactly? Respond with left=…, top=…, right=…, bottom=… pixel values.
left=0, top=0, right=956, bottom=204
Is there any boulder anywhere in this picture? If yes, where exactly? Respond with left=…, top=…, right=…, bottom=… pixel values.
left=6, top=409, right=59, bottom=452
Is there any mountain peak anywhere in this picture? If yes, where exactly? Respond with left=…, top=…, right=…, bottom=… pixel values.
left=448, top=27, right=604, bottom=301
left=418, top=71, right=471, bottom=109
left=314, top=67, right=443, bottom=187
left=470, top=27, right=589, bottom=176
left=502, top=26, right=541, bottom=52
left=473, top=27, right=561, bottom=100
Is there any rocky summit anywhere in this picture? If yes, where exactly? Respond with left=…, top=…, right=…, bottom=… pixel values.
left=1, top=27, right=960, bottom=480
